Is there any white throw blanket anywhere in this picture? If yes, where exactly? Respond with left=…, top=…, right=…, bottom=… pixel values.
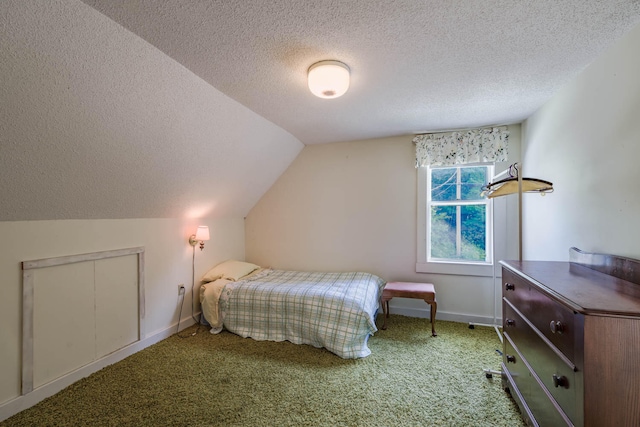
left=200, top=278, right=231, bottom=333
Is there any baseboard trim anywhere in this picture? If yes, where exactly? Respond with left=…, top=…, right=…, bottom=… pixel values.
left=0, top=316, right=197, bottom=422
left=389, top=306, right=502, bottom=327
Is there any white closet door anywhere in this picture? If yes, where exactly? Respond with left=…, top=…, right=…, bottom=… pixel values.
left=95, top=255, right=139, bottom=358
left=33, top=262, right=95, bottom=389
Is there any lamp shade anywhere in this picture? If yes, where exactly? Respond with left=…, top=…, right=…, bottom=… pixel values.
left=308, top=60, right=350, bottom=99
left=195, top=226, right=210, bottom=241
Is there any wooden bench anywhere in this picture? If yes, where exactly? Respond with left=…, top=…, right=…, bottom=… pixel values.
left=380, top=282, right=437, bottom=336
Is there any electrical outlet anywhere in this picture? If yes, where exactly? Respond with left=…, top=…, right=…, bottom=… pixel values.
left=178, top=284, right=185, bottom=295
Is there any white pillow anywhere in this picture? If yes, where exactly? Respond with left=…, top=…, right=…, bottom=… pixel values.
left=202, top=260, right=260, bottom=282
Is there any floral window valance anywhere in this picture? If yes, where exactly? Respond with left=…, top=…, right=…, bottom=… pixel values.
left=414, top=127, right=509, bottom=167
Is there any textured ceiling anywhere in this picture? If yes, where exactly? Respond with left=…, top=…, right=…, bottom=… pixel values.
left=82, top=0, right=640, bottom=145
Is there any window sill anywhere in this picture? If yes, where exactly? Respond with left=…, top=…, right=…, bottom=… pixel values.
left=415, top=262, right=494, bottom=277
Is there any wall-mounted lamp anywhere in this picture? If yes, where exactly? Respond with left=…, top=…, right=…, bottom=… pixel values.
left=308, top=60, right=350, bottom=99
left=189, top=226, right=210, bottom=250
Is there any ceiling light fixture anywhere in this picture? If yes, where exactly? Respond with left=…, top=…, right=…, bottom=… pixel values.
left=307, top=60, right=350, bottom=99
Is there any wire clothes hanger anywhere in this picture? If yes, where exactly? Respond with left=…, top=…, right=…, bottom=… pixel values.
left=481, top=163, right=553, bottom=199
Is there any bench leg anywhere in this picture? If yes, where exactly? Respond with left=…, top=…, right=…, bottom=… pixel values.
left=426, top=299, right=437, bottom=336
left=380, top=298, right=391, bottom=330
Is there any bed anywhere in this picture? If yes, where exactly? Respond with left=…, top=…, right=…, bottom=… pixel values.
left=199, top=260, right=386, bottom=359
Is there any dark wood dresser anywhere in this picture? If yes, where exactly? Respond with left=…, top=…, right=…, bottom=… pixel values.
left=500, top=248, right=640, bottom=427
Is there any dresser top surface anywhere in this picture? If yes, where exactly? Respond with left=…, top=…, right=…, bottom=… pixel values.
left=501, top=260, right=640, bottom=317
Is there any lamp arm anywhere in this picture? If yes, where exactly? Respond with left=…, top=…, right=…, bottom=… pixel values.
left=188, top=234, right=205, bottom=250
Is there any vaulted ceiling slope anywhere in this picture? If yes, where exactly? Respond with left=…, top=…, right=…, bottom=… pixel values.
left=81, top=0, right=640, bottom=145
left=0, top=0, right=303, bottom=221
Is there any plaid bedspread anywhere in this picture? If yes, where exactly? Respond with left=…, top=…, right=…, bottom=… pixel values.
left=218, top=269, right=386, bottom=359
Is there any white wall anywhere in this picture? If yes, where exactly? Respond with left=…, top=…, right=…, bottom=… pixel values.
left=521, top=22, right=640, bottom=261
left=246, top=128, right=521, bottom=324
left=0, top=218, right=244, bottom=418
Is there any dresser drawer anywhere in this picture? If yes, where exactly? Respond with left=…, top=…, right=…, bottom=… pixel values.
left=527, top=370, right=573, bottom=427
left=503, top=332, right=530, bottom=404
left=503, top=268, right=578, bottom=362
left=502, top=269, right=530, bottom=312
left=504, top=301, right=577, bottom=424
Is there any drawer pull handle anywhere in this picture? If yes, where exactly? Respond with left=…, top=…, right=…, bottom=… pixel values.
left=505, top=319, right=515, bottom=327
left=506, top=355, right=516, bottom=363
left=505, top=283, right=515, bottom=291
left=552, top=374, right=569, bottom=388
left=550, top=320, right=565, bottom=334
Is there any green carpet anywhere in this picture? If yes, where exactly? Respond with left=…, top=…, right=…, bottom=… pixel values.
left=2, top=316, right=524, bottom=426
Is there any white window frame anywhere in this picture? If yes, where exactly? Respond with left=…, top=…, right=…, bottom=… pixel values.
left=417, top=164, right=498, bottom=277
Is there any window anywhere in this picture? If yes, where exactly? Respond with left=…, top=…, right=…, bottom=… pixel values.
left=417, top=164, right=494, bottom=276
left=428, top=165, right=492, bottom=262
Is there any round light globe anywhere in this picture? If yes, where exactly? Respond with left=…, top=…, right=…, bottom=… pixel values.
left=307, top=60, right=350, bottom=99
